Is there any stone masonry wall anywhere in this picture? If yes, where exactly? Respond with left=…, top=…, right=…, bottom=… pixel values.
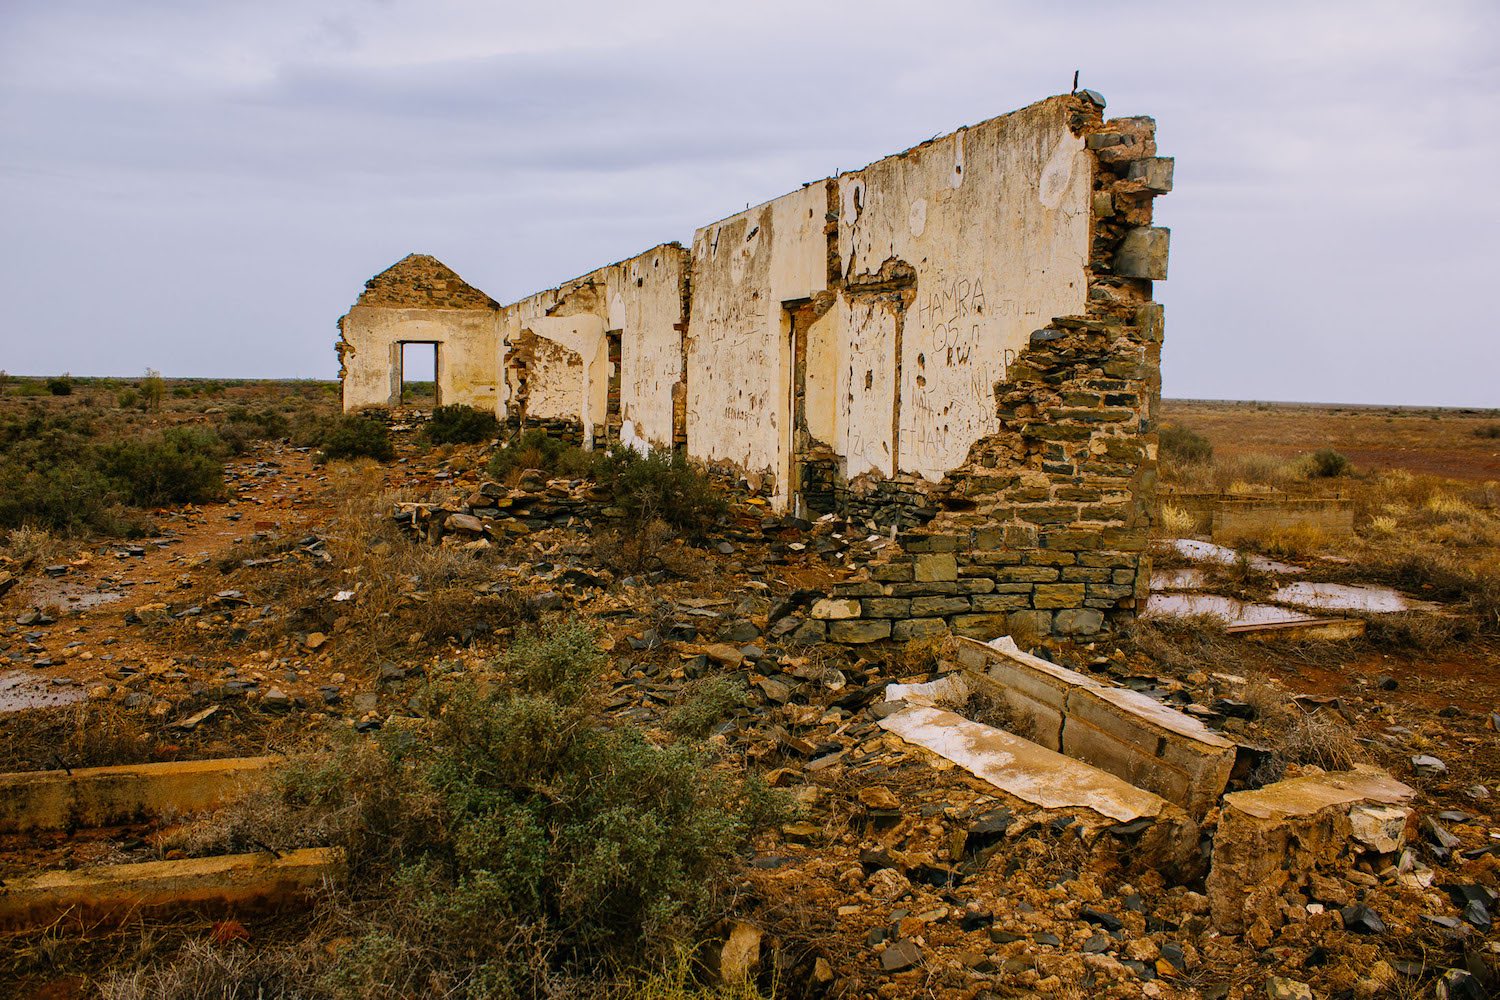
left=806, top=99, right=1171, bottom=640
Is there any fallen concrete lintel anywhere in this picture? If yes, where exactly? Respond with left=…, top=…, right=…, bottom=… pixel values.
left=954, top=637, right=1236, bottom=819
left=1207, top=766, right=1414, bottom=935
left=0, top=847, right=343, bottom=930
left=878, top=704, right=1172, bottom=824
left=0, top=757, right=277, bottom=834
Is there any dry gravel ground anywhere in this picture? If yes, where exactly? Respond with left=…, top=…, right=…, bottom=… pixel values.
left=0, top=386, right=1496, bottom=999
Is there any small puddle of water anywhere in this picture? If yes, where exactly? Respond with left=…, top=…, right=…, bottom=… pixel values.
left=1269, top=582, right=1428, bottom=614
left=1165, top=539, right=1302, bottom=575
left=0, top=671, right=88, bottom=712
left=1143, top=592, right=1317, bottom=627
left=1150, top=568, right=1207, bottom=591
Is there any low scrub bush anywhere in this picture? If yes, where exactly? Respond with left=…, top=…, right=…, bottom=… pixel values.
left=1307, top=447, right=1350, bottom=478
left=1474, top=424, right=1500, bottom=439
left=423, top=403, right=500, bottom=445
left=0, top=411, right=226, bottom=532
left=156, top=618, right=774, bottom=996
left=666, top=676, right=748, bottom=737
left=317, top=413, right=394, bottom=463
left=595, top=447, right=725, bottom=535
left=1159, top=424, right=1213, bottom=465
left=218, top=405, right=293, bottom=454
left=488, top=428, right=597, bottom=481
left=93, top=427, right=227, bottom=506
left=46, top=376, right=73, bottom=396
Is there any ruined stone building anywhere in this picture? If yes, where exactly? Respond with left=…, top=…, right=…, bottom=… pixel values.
left=337, top=92, right=1173, bottom=638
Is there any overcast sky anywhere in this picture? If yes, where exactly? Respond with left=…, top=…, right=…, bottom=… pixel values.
left=1, top=1, right=1495, bottom=406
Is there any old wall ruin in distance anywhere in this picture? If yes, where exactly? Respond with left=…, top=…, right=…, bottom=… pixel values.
left=336, top=92, right=1174, bottom=637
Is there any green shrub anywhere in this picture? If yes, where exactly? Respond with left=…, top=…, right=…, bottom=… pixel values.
left=1159, top=424, right=1213, bottom=465
left=0, top=460, right=139, bottom=535
left=1474, top=424, right=1500, bottom=440
left=181, top=618, right=772, bottom=994
left=142, top=368, right=165, bottom=412
left=489, top=428, right=597, bottom=480
left=424, top=404, right=500, bottom=445
left=93, top=427, right=227, bottom=506
left=596, top=447, right=725, bottom=534
left=47, top=376, right=73, bottom=396
left=218, top=405, right=293, bottom=455
left=117, top=388, right=140, bottom=409
left=1308, top=447, right=1350, bottom=478
left=666, top=677, right=747, bottom=738
left=317, top=413, right=394, bottom=463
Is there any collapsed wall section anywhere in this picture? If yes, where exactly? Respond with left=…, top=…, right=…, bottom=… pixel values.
left=336, top=254, right=501, bottom=411
left=498, top=244, right=690, bottom=450
left=807, top=99, right=1171, bottom=639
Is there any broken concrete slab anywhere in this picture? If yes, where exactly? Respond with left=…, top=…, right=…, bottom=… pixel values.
left=1206, top=765, right=1414, bottom=935
left=954, top=637, right=1236, bottom=819
left=0, top=847, right=343, bottom=930
left=876, top=704, right=1195, bottom=864
left=0, top=757, right=277, bottom=834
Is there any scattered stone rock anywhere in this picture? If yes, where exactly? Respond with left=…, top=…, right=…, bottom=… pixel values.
left=879, top=939, right=922, bottom=972
left=1411, top=754, right=1447, bottom=777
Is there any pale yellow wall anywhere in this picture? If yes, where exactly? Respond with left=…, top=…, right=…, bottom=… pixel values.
left=687, top=184, right=827, bottom=500
left=338, top=306, right=499, bottom=411
left=497, top=244, right=687, bottom=449
left=509, top=315, right=607, bottom=431
left=684, top=96, right=1090, bottom=504
left=839, top=97, right=1090, bottom=480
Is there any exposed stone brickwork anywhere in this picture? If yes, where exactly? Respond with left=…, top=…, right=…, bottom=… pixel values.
left=817, top=99, right=1170, bottom=640
left=355, top=254, right=500, bottom=311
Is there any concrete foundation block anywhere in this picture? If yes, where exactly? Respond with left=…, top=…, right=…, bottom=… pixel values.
left=1206, top=767, right=1414, bottom=935
left=878, top=705, right=1196, bottom=868
left=954, top=638, right=1235, bottom=819
left=0, top=757, right=277, bottom=834
left=0, top=848, right=344, bottom=930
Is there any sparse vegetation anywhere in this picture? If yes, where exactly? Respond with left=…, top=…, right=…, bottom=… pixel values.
left=316, top=412, right=395, bottom=463
left=0, top=410, right=226, bottom=532
left=595, top=446, right=726, bottom=535
left=1307, top=447, right=1350, bottom=478
left=488, top=428, right=597, bottom=481
left=423, top=403, right=501, bottom=444
left=142, top=367, right=165, bottom=412
left=1159, top=424, right=1213, bottom=465
left=137, top=619, right=774, bottom=998
left=666, top=676, right=748, bottom=737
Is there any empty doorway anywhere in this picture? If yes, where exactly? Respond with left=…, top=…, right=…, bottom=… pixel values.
left=399, top=342, right=439, bottom=407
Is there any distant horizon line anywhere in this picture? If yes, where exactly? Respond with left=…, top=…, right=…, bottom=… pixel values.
left=2, top=372, right=1495, bottom=413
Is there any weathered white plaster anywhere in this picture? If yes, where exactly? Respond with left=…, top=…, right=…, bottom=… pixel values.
left=338, top=307, right=499, bottom=411
left=498, top=244, right=687, bottom=448
left=840, top=97, right=1091, bottom=481
left=687, top=184, right=827, bottom=500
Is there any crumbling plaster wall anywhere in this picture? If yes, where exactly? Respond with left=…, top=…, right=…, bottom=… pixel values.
left=498, top=244, right=689, bottom=450
left=687, top=185, right=828, bottom=496
left=337, top=254, right=501, bottom=412
left=838, top=100, right=1091, bottom=481
left=685, top=96, right=1095, bottom=504
left=338, top=308, right=500, bottom=411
